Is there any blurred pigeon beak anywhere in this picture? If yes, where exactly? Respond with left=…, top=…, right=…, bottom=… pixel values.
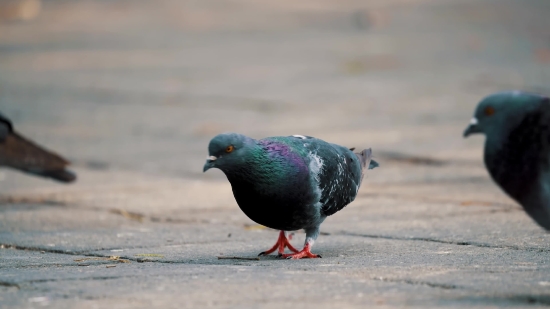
left=203, top=156, right=217, bottom=172
left=463, top=117, right=481, bottom=137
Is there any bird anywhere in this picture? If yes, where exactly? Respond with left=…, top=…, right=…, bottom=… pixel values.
left=0, top=112, right=76, bottom=183
left=464, top=91, right=550, bottom=230
left=203, top=133, right=378, bottom=259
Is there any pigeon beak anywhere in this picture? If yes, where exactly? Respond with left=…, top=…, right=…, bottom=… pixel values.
left=203, top=156, right=217, bottom=172
left=463, top=117, right=481, bottom=138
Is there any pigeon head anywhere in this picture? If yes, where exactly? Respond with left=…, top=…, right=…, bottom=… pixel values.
left=203, top=133, right=253, bottom=173
left=463, top=91, right=547, bottom=138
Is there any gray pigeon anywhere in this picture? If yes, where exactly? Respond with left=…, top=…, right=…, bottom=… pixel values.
left=464, top=91, right=550, bottom=230
left=0, top=112, right=76, bottom=183
left=203, top=133, right=378, bottom=259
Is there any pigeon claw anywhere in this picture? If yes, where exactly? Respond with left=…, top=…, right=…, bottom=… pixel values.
left=258, top=231, right=299, bottom=256
left=280, top=243, right=321, bottom=259
left=281, top=250, right=321, bottom=259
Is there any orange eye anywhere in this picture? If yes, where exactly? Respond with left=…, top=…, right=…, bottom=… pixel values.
left=225, top=145, right=234, bottom=153
left=484, top=106, right=495, bottom=116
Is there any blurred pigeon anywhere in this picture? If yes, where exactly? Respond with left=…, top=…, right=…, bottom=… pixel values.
left=0, top=113, right=76, bottom=183
left=464, top=91, right=550, bottom=230
left=203, top=133, right=378, bottom=259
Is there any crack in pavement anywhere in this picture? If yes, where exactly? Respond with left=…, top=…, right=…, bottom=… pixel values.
left=0, top=276, right=141, bottom=290
left=1, top=243, right=545, bottom=294
left=1, top=244, right=87, bottom=256
left=371, top=276, right=461, bottom=290
left=26, top=275, right=133, bottom=284
left=336, top=232, right=550, bottom=252
left=3, top=226, right=549, bottom=270
left=4, top=224, right=549, bottom=267
left=0, top=244, right=165, bottom=257
left=0, top=263, right=124, bottom=270
left=0, top=238, right=235, bottom=257
left=0, top=281, right=20, bottom=289
left=0, top=243, right=258, bottom=266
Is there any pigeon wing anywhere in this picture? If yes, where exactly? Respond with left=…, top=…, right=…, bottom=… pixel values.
left=316, top=143, right=371, bottom=217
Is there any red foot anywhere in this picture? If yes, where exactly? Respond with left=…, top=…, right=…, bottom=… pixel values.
left=258, top=231, right=299, bottom=256
left=280, top=242, right=321, bottom=259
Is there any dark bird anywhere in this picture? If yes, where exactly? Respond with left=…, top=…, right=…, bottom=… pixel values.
left=0, top=113, right=76, bottom=183
left=203, top=133, right=378, bottom=259
left=464, top=91, right=550, bottom=230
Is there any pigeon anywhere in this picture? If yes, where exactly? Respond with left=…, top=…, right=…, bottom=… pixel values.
left=0, top=112, right=76, bottom=183
left=203, top=133, right=378, bottom=259
left=464, top=91, right=550, bottom=230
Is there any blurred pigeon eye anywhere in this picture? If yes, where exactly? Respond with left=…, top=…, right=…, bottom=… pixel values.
left=484, top=106, right=495, bottom=116
left=225, top=145, right=234, bottom=153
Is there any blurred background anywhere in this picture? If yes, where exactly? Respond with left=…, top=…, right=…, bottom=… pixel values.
left=2, top=1, right=550, bottom=307
left=2, top=0, right=550, bottom=189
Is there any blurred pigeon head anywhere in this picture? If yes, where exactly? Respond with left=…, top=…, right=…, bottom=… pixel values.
left=464, top=91, right=548, bottom=138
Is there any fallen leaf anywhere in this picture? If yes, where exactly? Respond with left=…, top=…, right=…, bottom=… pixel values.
left=73, top=256, right=130, bottom=263
left=343, top=55, right=401, bottom=75
left=135, top=254, right=164, bottom=258
left=110, top=209, right=145, bottom=222
left=244, top=224, right=267, bottom=231
left=460, top=201, right=493, bottom=206
left=108, top=256, right=130, bottom=263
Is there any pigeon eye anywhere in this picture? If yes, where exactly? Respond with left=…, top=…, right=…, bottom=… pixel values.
left=225, top=145, right=234, bottom=153
left=484, top=106, right=495, bottom=116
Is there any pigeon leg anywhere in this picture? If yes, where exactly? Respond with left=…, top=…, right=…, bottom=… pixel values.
left=258, top=231, right=299, bottom=256
left=280, top=227, right=321, bottom=259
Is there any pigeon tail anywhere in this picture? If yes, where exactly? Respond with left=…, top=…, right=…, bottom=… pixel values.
left=1, top=132, right=77, bottom=183
left=369, top=160, right=379, bottom=170
left=23, top=168, right=77, bottom=183
left=354, top=148, right=373, bottom=171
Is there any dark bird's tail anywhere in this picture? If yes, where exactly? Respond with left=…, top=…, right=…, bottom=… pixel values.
left=369, top=160, right=379, bottom=170
left=0, top=131, right=77, bottom=183
left=350, top=147, right=379, bottom=170
left=354, top=148, right=378, bottom=184
left=23, top=167, right=77, bottom=183
left=354, top=148, right=372, bottom=170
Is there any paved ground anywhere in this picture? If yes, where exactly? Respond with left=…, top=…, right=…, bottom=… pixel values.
left=1, top=0, right=550, bottom=308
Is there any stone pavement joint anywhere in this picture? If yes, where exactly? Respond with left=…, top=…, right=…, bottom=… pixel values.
left=336, top=231, right=550, bottom=252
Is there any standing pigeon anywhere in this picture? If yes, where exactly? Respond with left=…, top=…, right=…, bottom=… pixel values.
left=203, top=133, right=378, bottom=259
left=0, top=112, right=76, bottom=183
left=464, top=91, right=550, bottom=230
